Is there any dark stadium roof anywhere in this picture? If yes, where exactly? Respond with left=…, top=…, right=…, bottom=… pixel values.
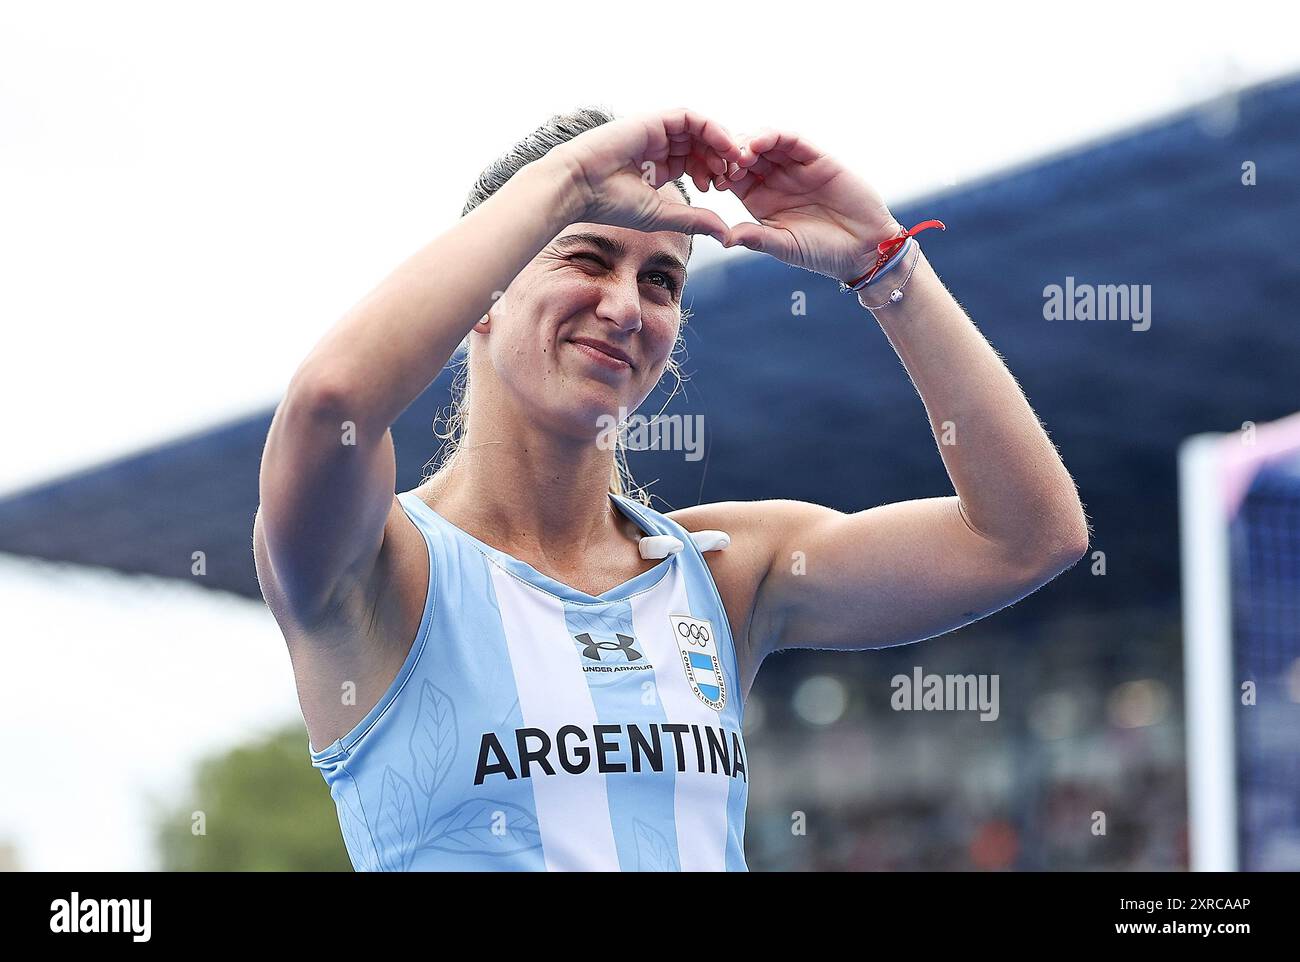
left=3, top=73, right=1299, bottom=616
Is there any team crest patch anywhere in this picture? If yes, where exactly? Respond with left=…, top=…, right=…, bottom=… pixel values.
left=670, top=614, right=726, bottom=712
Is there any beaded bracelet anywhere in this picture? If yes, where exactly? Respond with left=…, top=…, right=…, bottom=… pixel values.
left=858, top=239, right=924, bottom=310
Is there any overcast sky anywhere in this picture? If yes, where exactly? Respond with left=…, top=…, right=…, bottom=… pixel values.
left=0, top=0, right=1297, bottom=870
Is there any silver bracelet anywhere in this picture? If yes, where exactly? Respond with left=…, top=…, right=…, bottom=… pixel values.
left=859, top=240, right=922, bottom=311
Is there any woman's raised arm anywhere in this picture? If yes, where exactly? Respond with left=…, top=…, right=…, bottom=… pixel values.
left=254, top=155, right=582, bottom=625
left=255, top=109, right=739, bottom=627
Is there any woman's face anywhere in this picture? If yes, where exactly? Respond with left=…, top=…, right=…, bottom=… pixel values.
left=476, top=190, right=692, bottom=441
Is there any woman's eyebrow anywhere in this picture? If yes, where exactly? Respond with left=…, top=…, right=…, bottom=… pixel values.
left=553, top=232, right=688, bottom=279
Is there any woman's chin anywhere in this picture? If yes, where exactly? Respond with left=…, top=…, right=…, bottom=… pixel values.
left=537, top=390, right=636, bottom=442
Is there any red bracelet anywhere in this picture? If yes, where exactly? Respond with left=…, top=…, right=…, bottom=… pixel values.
left=840, top=220, right=946, bottom=293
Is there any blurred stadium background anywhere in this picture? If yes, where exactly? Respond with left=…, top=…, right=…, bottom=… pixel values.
left=1, top=9, right=1297, bottom=871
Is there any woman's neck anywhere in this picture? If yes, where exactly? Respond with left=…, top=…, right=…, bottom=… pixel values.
left=421, top=428, right=641, bottom=565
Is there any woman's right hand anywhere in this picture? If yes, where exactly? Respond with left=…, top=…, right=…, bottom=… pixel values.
left=549, top=108, right=740, bottom=245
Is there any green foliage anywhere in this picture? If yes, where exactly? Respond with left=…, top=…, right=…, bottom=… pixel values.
left=154, top=721, right=352, bottom=871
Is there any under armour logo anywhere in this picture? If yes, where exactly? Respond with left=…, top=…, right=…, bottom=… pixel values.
left=575, top=632, right=643, bottom=662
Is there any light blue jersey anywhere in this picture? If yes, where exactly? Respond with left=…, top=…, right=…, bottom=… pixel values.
left=309, top=490, right=749, bottom=871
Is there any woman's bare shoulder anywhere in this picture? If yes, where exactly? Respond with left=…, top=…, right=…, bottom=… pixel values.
left=664, top=500, right=797, bottom=694
left=667, top=497, right=826, bottom=555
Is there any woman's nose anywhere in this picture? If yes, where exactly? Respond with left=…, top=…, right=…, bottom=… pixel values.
left=596, top=279, right=643, bottom=333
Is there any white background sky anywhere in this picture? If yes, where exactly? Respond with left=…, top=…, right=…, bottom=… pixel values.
left=1, top=0, right=1297, bottom=869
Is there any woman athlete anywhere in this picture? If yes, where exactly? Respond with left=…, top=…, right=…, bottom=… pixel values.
left=253, top=106, right=1088, bottom=871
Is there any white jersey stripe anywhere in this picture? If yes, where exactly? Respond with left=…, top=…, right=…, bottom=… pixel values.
left=491, top=568, right=620, bottom=871
left=631, top=565, right=730, bottom=871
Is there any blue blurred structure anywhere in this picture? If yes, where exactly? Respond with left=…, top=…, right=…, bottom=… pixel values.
left=1232, top=453, right=1300, bottom=869
left=3, top=73, right=1298, bottom=869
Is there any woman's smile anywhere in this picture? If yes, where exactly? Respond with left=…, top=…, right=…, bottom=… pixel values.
left=568, top=336, right=634, bottom=372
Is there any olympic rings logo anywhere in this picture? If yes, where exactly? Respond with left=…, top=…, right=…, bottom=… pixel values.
left=677, top=622, right=711, bottom=646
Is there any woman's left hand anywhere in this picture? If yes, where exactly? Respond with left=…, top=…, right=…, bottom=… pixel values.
left=718, top=128, right=903, bottom=285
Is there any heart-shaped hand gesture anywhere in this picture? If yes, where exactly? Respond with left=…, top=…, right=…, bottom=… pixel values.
left=718, top=128, right=904, bottom=285
left=552, top=110, right=903, bottom=286
left=551, top=108, right=742, bottom=245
